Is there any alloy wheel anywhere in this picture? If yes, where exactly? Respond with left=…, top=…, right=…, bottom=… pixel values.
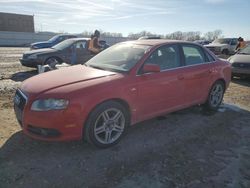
left=94, top=108, right=125, bottom=145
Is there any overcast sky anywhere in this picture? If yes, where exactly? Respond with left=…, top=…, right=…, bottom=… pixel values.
left=1, top=0, right=250, bottom=39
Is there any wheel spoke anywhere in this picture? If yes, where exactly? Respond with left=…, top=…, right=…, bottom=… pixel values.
left=112, top=111, right=121, bottom=122
left=113, top=124, right=123, bottom=133
left=102, top=111, right=110, bottom=121
left=211, top=84, right=223, bottom=106
left=95, top=125, right=106, bottom=135
left=214, top=85, right=219, bottom=92
left=104, top=131, right=112, bottom=143
left=213, top=86, right=218, bottom=94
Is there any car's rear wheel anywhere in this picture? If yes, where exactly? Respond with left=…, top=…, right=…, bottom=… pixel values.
left=205, top=80, right=225, bottom=111
left=84, top=101, right=129, bottom=148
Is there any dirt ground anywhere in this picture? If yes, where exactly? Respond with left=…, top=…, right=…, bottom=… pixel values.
left=0, top=47, right=250, bottom=188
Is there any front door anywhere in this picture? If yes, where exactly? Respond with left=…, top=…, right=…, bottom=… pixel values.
left=135, top=44, right=186, bottom=121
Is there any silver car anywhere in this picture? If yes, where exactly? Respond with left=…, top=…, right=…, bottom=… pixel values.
left=228, top=45, right=250, bottom=78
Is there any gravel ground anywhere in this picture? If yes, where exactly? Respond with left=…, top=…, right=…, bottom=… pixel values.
left=0, top=47, right=250, bottom=188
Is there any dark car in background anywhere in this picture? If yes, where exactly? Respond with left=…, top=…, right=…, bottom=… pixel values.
left=30, top=34, right=77, bottom=50
left=21, top=38, right=92, bottom=67
left=20, top=38, right=110, bottom=68
left=99, top=40, right=110, bottom=48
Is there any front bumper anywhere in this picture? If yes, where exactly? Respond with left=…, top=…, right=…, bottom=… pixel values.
left=19, top=58, right=42, bottom=68
left=14, top=90, right=86, bottom=141
left=20, top=110, right=85, bottom=141
left=231, top=67, right=250, bottom=76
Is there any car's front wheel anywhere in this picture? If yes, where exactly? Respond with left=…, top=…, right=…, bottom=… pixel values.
left=45, top=57, right=60, bottom=69
left=222, top=49, right=229, bottom=55
left=205, top=80, right=225, bottom=111
left=84, top=101, right=130, bottom=148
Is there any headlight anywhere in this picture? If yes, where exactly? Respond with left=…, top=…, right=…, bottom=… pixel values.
left=31, top=99, right=69, bottom=111
left=28, top=54, right=38, bottom=59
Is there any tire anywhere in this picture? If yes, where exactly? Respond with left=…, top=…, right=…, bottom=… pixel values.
left=84, top=101, right=130, bottom=148
left=45, top=57, right=60, bottom=69
left=222, top=49, right=229, bottom=55
left=204, top=80, right=225, bottom=111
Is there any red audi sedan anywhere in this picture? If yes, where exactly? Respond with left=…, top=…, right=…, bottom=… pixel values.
left=14, top=40, right=231, bottom=148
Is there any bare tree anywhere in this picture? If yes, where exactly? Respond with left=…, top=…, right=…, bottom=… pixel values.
left=165, top=31, right=201, bottom=41
left=204, top=29, right=222, bottom=41
left=101, top=32, right=123, bottom=37
left=128, top=30, right=162, bottom=39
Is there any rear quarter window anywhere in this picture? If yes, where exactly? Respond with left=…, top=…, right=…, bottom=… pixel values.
left=205, top=50, right=215, bottom=62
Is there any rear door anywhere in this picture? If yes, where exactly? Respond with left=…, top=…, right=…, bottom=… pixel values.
left=75, top=41, right=91, bottom=64
left=229, top=38, right=238, bottom=53
left=135, top=44, right=186, bottom=121
left=180, top=44, right=214, bottom=105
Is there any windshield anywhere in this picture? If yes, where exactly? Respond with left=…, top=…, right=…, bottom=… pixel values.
left=238, top=45, right=250, bottom=54
left=52, top=40, right=75, bottom=50
left=213, top=38, right=231, bottom=44
left=86, top=43, right=151, bottom=72
left=48, top=36, right=59, bottom=42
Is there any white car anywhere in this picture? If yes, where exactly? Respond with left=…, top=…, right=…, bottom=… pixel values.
left=205, top=38, right=238, bottom=55
left=228, top=45, right=250, bottom=78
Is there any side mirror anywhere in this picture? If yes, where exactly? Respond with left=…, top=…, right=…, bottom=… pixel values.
left=142, top=64, right=160, bottom=73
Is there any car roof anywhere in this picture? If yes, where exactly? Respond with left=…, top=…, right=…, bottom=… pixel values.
left=217, top=38, right=238, bottom=40
left=56, top=34, right=77, bottom=37
left=138, top=36, right=162, bottom=40
left=122, top=39, right=201, bottom=46
left=66, top=37, right=91, bottom=41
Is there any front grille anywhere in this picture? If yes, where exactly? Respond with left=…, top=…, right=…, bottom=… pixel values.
left=14, top=89, right=27, bottom=126
left=232, top=63, right=250, bottom=69
left=27, top=125, right=61, bottom=137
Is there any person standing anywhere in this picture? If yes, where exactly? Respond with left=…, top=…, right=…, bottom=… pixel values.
left=88, top=30, right=102, bottom=54
left=235, top=37, right=246, bottom=51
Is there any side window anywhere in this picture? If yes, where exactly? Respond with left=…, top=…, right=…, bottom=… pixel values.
left=231, top=39, right=237, bottom=45
left=144, top=45, right=181, bottom=71
left=75, top=41, right=86, bottom=49
left=58, top=36, right=64, bottom=42
left=182, top=45, right=205, bottom=66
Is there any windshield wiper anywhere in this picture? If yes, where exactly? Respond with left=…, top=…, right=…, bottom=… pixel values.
left=87, top=64, right=106, bottom=70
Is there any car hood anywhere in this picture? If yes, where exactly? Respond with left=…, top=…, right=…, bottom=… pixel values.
left=21, top=65, right=117, bottom=95
left=31, top=41, right=52, bottom=47
left=24, top=48, right=58, bottom=55
left=228, top=54, right=250, bottom=63
left=205, top=43, right=227, bottom=48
